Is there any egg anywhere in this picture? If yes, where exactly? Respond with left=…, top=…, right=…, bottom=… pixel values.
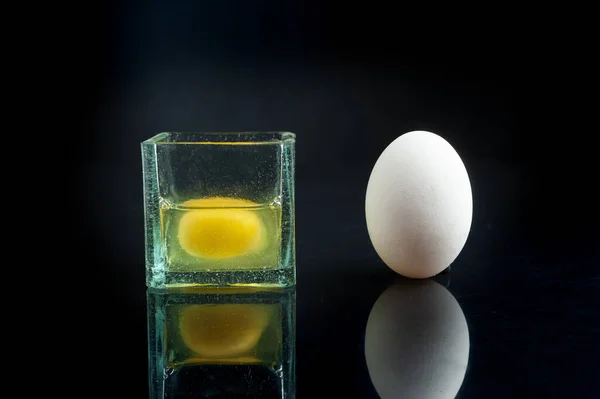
left=177, top=197, right=266, bottom=259
left=365, top=280, right=470, bottom=399
left=365, top=130, right=472, bottom=278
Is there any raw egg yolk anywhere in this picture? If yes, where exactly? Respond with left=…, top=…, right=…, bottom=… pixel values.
left=178, top=197, right=264, bottom=259
left=179, top=304, right=270, bottom=358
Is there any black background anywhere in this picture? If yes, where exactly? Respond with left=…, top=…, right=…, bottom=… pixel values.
left=74, top=2, right=598, bottom=398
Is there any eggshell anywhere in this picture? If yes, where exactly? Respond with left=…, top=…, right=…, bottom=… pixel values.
left=365, top=280, right=470, bottom=399
left=365, top=131, right=472, bottom=278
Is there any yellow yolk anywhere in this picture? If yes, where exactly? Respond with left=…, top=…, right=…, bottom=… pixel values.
left=177, top=197, right=265, bottom=259
left=179, top=304, right=271, bottom=358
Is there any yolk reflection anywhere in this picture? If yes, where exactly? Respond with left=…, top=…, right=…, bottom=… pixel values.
left=179, top=304, right=271, bottom=358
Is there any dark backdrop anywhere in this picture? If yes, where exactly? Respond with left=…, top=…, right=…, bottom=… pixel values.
left=75, top=2, right=598, bottom=397
left=78, top=1, right=597, bottom=278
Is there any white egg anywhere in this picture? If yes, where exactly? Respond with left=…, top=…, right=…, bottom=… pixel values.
left=365, top=280, right=470, bottom=399
left=365, top=130, right=472, bottom=278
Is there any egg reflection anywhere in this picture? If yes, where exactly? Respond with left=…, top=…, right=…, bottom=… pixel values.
left=365, top=280, right=469, bottom=399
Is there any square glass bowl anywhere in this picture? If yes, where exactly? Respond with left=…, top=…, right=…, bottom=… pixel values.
left=141, top=132, right=295, bottom=288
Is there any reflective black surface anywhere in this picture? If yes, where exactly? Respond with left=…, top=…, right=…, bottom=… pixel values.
left=135, top=248, right=598, bottom=399
left=297, top=259, right=599, bottom=398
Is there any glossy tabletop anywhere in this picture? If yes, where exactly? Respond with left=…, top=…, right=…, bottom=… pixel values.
left=133, top=254, right=598, bottom=398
